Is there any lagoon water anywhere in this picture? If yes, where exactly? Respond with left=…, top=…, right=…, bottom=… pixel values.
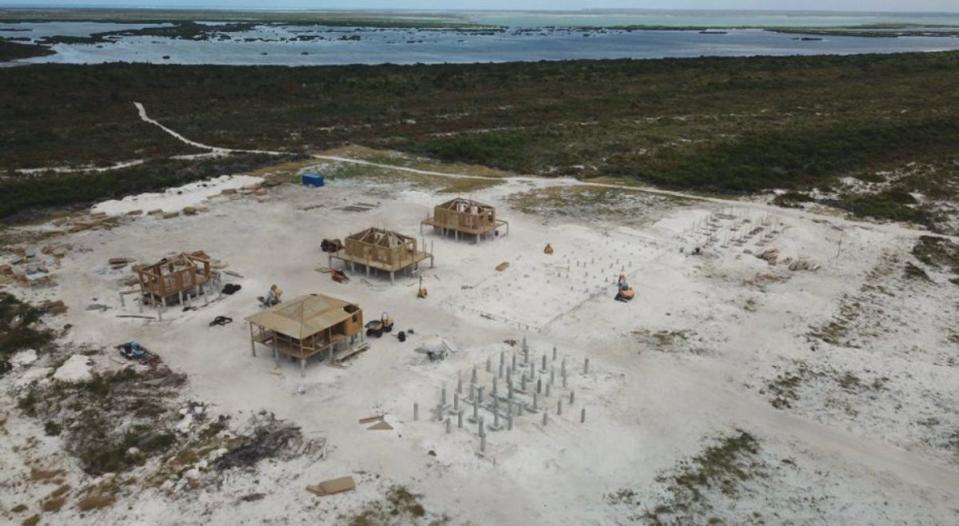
left=5, top=20, right=959, bottom=66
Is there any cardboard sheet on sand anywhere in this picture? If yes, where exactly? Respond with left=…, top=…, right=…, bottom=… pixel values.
left=306, top=476, right=355, bottom=496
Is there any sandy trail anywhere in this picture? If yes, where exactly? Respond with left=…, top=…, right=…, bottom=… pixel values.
left=133, top=101, right=953, bottom=242
left=15, top=159, right=145, bottom=175
left=133, top=101, right=285, bottom=156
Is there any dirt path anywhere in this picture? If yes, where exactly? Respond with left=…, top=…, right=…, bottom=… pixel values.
left=133, top=102, right=285, bottom=156
left=313, top=155, right=955, bottom=241
left=130, top=102, right=953, bottom=242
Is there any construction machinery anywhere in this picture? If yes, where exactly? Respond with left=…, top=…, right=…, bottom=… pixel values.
left=365, top=312, right=394, bottom=337
left=615, top=274, right=635, bottom=302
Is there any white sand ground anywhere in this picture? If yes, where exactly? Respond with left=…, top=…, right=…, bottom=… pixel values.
left=2, top=168, right=958, bottom=525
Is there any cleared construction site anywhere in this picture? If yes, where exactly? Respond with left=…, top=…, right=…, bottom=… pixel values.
left=2, top=154, right=958, bottom=526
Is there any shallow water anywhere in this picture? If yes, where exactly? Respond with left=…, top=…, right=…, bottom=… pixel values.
left=8, top=21, right=959, bottom=66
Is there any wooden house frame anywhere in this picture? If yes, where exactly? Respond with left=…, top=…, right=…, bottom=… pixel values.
left=420, top=197, right=508, bottom=243
left=133, top=251, right=220, bottom=310
left=246, top=294, right=367, bottom=375
left=328, top=227, right=434, bottom=283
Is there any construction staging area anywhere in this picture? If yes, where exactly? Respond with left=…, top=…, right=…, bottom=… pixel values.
left=2, top=160, right=959, bottom=526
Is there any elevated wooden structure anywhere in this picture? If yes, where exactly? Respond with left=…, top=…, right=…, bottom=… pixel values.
left=246, top=294, right=367, bottom=374
left=420, top=197, right=508, bottom=243
left=329, top=227, right=433, bottom=283
left=133, top=251, right=219, bottom=309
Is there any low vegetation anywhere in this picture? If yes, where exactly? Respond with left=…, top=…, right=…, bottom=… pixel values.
left=0, top=293, right=54, bottom=375
left=2, top=51, right=959, bottom=223
left=345, top=485, right=446, bottom=526
left=0, top=39, right=53, bottom=61
left=608, top=431, right=767, bottom=525
left=1, top=153, right=295, bottom=220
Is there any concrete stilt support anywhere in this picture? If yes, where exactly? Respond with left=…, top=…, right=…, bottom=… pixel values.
left=521, top=375, right=527, bottom=391
left=584, top=358, right=590, bottom=374
left=473, top=396, right=479, bottom=420
left=581, top=407, right=586, bottom=423
left=471, top=366, right=477, bottom=384
left=457, top=376, right=463, bottom=395
left=480, top=434, right=486, bottom=452
left=478, top=417, right=485, bottom=437
left=486, top=356, right=491, bottom=373
left=561, top=359, right=567, bottom=377
left=563, top=374, right=567, bottom=388
left=441, top=386, right=447, bottom=406
left=454, top=392, right=460, bottom=412
left=550, top=369, right=555, bottom=385
left=512, top=353, right=517, bottom=369
left=536, top=378, right=542, bottom=394
left=546, top=383, right=551, bottom=397
left=569, top=390, right=575, bottom=405
left=492, top=377, right=498, bottom=398
left=458, top=410, right=463, bottom=428
left=508, top=382, right=513, bottom=400
left=414, top=403, right=419, bottom=421
left=508, top=411, right=513, bottom=430
left=478, top=386, right=484, bottom=404
left=498, top=362, right=503, bottom=378
left=557, top=399, right=563, bottom=416
left=552, top=345, right=557, bottom=361
left=542, top=354, right=547, bottom=371
left=542, top=411, right=548, bottom=426
left=533, top=392, right=538, bottom=411
left=446, top=418, right=451, bottom=434
left=300, top=359, right=306, bottom=377
left=493, top=401, right=500, bottom=428
left=500, top=351, right=505, bottom=367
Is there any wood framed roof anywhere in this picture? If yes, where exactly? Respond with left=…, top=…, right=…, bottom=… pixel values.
left=246, top=294, right=359, bottom=340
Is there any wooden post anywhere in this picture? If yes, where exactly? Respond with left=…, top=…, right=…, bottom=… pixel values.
left=250, top=323, right=256, bottom=357
left=272, top=333, right=279, bottom=366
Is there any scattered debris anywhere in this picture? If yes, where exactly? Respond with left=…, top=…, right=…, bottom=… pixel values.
left=544, top=243, right=554, bottom=255
left=221, top=283, right=242, bottom=295
left=756, top=248, right=780, bottom=265
left=367, top=421, right=394, bottom=431
left=495, top=262, right=510, bottom=272
left=117, top=341, right=161, bottom=366
left=209, top=316, right=233, bottom=327
left=306, top=476, right=355, bottom=497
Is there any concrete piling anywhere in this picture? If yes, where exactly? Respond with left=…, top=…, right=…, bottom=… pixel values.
left=486, top=356, right=492, bottom=373
left=458, top=410, right=463, bottom=428
left=537, top=378, right=542, bottom=394
left=569, top=390, right=575, bottom=405
left=552, top=345, right=557, bottom=361
left=473, top=396, right=478, bottom=419
left=446, top=418, right=451, bottom=434
left=454, top=392, right=460, bottom=412
left=471, top=366, right=477, bottom=384
left=541, top=354, right=547, bottom=371
left=533, top=392, right=538, bottom=411
left=480, top=434, right=486, bottom=452
left=584, top=357, right=590, bottom=374
left=414, top=402, right=419, bottom=421
left=478, top=385, right=484, bottom=404
left=557, top=399, right=563, bottom=416
left=457, top=376, right=463, bottom=394
left=441, top=387, right=447, bottom=406
left=581, top=407, right=586, bottom=423
left=542, top=411, right=548, bottom=426
left=546, top=383, right=551, bottom=397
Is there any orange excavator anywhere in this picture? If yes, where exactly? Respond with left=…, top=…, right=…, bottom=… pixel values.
left=615, top=274, right=635, bottom=302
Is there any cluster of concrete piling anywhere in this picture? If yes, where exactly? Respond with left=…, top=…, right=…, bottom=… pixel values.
left=414, top=336, right=590, bottom=454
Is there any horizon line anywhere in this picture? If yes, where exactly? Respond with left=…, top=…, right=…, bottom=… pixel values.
left=2, top=6, right=959, bottom=16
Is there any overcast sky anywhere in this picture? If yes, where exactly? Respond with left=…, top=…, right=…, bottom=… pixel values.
left=5, top=1, right=958, bottom=13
